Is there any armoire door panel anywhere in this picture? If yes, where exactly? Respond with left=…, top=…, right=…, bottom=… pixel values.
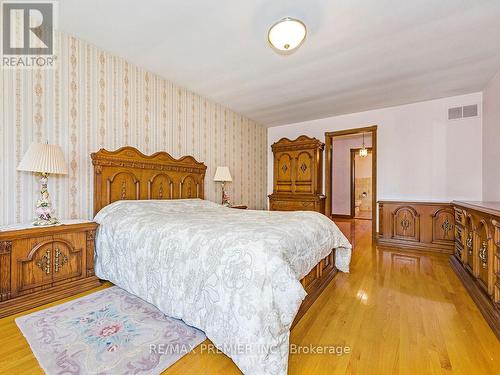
left=295, top=151, right=313, bottom=185
left=276, top=152, right=293, bottom=193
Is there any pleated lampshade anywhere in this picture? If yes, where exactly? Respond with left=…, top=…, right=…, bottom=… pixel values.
left=213, top=166, right=232, bottom=182
left=17, top=142, right=68, bottom=174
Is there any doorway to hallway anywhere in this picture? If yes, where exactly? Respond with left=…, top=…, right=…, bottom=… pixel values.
left=325, top=125, right=377, bottom=240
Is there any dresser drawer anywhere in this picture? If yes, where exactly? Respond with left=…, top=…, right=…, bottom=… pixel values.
left=270, top=199, right=318, bottom=212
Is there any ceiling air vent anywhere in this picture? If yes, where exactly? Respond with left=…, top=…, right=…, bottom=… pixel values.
left=463, top=104, right=478, bottom=118
left=448, top=104, right=478, bottom=120
left=448, top=107, right=462, bottom=120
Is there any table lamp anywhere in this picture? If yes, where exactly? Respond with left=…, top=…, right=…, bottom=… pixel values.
left=213, top=166, right=232, bottom=205
left=17, top=142, right=68, bottom=226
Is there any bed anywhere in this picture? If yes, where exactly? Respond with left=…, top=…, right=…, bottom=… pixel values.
left=91, top=147, right=352, bottom=375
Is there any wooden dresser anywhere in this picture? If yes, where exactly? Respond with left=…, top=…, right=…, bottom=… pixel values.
left=451, top=201, right=500, bottom=338
left=268, top=135, right=325, bottom=213
left=377, top=200, right=455, bottom=253
left=0, top=221, right=101, bottom=318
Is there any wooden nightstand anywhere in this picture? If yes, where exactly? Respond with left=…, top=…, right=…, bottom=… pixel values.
left=231, top=205, right=248, bottom=209
left=0, top=220, right=101, bottom=318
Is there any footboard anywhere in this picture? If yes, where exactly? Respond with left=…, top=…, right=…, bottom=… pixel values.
left=292, top=249, right=337, bottom=328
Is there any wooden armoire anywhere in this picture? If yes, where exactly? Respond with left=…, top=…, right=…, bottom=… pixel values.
left=268, top=135, right=325, bottom=213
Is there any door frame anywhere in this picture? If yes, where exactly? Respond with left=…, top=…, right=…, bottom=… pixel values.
left=325, top=125, right=378, bottom=241
left=350, top=147, right=373, bottom=219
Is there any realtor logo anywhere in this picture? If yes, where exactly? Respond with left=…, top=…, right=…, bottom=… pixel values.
left=1, top=1, right=57, bottom=68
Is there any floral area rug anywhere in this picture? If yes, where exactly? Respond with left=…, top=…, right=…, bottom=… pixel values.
left=16, top=286, right=206, bottom=374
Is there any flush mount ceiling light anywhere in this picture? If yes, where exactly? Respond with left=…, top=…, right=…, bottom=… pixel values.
left=268, top=17, right=307, bottom=54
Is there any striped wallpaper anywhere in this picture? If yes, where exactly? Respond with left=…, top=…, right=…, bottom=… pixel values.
left=0, top=31, right=268, bottom=226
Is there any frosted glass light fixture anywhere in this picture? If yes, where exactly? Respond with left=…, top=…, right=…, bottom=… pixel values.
left=268, top=17, right=307, bottom=54
left=359, top=133, right=368, bottom=158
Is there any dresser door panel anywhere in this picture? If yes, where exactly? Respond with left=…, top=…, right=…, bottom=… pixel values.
left=432, top=208, right=455, bottom=245
left=392, top=207, right=420, bottom=242
left=12, top=236, right=53, bottom=296
left=52, top=233, right=84, bottom=283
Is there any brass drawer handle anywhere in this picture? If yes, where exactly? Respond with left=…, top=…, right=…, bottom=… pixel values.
left=54, top=248, right=68, bottom=273
left=466, top=232, right=473, bottom=255
left=478, top=241, right=488, bottom=269
left=36, top=249, right=51, bottom=275
left=400, top=218, right=410, bottom=230
left=441, top=218, right=453, bottom=237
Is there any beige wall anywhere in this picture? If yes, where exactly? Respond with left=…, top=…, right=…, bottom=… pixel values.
left=483, top=70, right=500, bottom=201
left=268, top=93, right=483, bottom=204
left=0, top=31, right=267, bottom=226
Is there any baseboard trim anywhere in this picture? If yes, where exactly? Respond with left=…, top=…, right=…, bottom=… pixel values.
left=376, top=238, right=454, bottom=254
left=0, top=277, right=101, bottom=318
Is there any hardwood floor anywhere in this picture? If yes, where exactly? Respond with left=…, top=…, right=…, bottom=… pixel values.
left=0, top=219, right=498, bottom=374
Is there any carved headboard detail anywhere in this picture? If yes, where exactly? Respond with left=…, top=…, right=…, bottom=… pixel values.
left=91, top=147, right=207, bottom=215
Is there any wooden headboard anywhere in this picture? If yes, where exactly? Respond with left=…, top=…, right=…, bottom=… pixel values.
left=91, top=147, right=207, bottom=215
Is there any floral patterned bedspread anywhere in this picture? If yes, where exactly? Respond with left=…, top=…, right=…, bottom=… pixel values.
left=94, top=199, right=351, bottom=375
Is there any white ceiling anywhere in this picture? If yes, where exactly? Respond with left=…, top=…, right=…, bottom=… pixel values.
left=59, top=0, right=500, bottom=127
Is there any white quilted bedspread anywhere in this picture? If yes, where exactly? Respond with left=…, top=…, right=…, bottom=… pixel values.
left=94, top=199, right=351, bottom=374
